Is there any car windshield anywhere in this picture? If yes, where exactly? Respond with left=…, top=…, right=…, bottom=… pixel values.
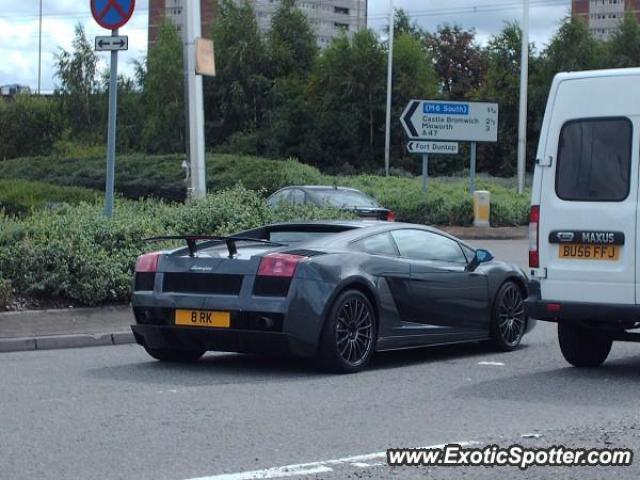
left=311, top=190, right=380, bottom=208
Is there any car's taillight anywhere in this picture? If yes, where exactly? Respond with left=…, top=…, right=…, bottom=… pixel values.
left=257, top=253, right=304, bottom=278
left=387, top=210, right=396, bottom=222
left=135, top=252, right=161, bottom=273
left=529, top=205, right=540, bottom=268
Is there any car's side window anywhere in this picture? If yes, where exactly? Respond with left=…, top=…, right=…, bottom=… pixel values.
left=391, top=229, right=467, bottom=264
left=268, top=189, right=290, bottom=206
left=352, top=233, right=398, bottom=256
left=289, top=189, right=305, bottom=205
left=556, top=117, right=632, bottom=202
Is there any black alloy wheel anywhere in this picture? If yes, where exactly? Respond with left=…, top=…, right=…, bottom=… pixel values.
left=318, top=290, right=377, bottom=373
left=490, top=281, right=527, bottom=351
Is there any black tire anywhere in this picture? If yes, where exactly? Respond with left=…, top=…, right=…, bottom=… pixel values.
left=490, top=281, right=527, bottom=352
left=143, top=345, right=205, bottom=363
left=558, top=322, right=612, bottom=368
left=317, top=289, right=377, bottom=373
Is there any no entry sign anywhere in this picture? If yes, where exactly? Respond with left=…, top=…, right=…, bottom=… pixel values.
left=91, top=0, right=135, bottom=30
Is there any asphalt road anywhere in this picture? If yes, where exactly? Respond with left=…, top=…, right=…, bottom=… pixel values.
left=2, top=240, right=639, bottom=480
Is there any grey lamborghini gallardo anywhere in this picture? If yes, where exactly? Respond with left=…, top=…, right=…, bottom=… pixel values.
left=131, top=221, right=534, bottom=372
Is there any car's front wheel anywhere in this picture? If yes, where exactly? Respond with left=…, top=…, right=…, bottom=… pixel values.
left=317, top=289, right=377, bottom=373
left=558, top=322, right=612, bottom=368
left=490, top=281, right=527, bottom=351
left=143, top=346, right=205, bottom=363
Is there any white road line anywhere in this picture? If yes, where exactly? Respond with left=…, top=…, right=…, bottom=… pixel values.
left=185, top=441, right=478, bottom=480
left=477, top=361, right=505, bottom=366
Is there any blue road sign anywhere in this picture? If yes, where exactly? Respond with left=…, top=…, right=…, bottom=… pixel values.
left=91, top=0, right=135, bottom=31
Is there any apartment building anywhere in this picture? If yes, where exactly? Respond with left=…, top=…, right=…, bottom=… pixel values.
left=572, top=0, right=640, bottom=40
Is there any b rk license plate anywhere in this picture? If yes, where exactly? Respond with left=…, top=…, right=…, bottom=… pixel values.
left=175, top=310, right=231, bottom=328
left=558, top=244, right=619, bottom=261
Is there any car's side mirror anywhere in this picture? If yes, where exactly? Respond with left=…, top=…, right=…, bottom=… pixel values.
left=466, top=248, right=494, bottom=272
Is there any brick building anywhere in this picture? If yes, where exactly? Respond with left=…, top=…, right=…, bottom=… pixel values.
left=572, top=0, right=640, bottom=39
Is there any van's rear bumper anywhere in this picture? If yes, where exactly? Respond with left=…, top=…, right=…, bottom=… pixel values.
left=525, top=280, right=640, bottom=325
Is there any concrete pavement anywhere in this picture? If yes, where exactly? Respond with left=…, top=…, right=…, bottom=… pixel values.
left=1, top=322, right=639, bottom=480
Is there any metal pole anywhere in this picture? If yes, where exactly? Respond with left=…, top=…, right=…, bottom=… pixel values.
left=37, top=0, right=42, bottom=94
left=383, top=0, right=394, bottom=177
left=516, top=0, right=529, bottom=194
left=469, top=142, right=477, bottom=196
left=184, top=0, right=207, bottom=199
left=421, top=154, right=429, bottom=193
left=104, top=29, right=119, bottom=218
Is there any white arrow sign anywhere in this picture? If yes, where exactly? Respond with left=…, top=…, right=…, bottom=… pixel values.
left=401, top=100, right=498, bottom=143
left=95, top=35, right=129, bottom=52
left=407, top=141, right=459, bottom=155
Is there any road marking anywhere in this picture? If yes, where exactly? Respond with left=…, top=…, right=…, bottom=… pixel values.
left=477, top=361, right=505, bottom=366
left=185, top=441, right=478, bottom=480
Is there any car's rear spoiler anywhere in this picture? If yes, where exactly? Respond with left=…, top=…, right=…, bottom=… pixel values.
left=144, top=235, right=286, bottom=258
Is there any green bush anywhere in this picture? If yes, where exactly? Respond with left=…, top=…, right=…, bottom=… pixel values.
left=0, top=185, right=354, bottom=306
left=0, top=278, right=11, bottom=308
left=0, top=154, right=529, bottom=225
left=0, top=180, right=99, bottom=217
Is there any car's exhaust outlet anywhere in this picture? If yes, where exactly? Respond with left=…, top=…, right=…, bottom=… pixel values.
left=258, top=316, right=274, bottom=329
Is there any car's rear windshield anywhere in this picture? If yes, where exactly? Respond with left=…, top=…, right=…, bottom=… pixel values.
left=269, top=226, right=355, bottom=243
left=310, top=190, right=380, bottom=208
left=556, top=117, right=632, bottom=202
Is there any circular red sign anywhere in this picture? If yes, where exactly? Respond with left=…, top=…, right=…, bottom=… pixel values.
left=90, top=0, right=136, bottom=31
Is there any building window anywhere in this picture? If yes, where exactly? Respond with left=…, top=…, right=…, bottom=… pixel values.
left=334, top=22, right=349, bottom=30
left=334, top=6, right=349, bottom=14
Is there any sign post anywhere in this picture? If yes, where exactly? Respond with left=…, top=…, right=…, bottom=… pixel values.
left=401, top=100, right=498, bottom=196
left=91, top=0, right=135, bottom=218
left=422, top=154, right=429, bottom=193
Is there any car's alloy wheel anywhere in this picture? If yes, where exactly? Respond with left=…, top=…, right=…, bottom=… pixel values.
left=490, top=281, right=527, bottom=351
left=318, top=290, right=377, bottom=373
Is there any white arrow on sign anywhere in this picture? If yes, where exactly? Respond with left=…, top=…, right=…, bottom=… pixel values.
left=400, top=99, right=498, bottom=143
left=95, top=35, right=129, bottom=52
left=407, top=141, right=459, bottom=155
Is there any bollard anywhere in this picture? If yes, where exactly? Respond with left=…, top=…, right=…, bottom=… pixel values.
left=473, top=190, right=491, bottom=227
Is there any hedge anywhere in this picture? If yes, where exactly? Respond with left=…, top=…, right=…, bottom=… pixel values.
left=0, top=154, right=530, bottom=226
left=0, top=186, right=354, bottom=307
left=0, top=179, right=99, bottom=217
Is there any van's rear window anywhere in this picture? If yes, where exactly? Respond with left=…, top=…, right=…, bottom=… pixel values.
left=556, top=117, right=632, bottom=202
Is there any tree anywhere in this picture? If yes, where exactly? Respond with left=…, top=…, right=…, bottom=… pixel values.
left=140, top=21, right=185, bottom=153
left=392, top=33, right=438, bottom=170
left=267, top=0, right=318, bottom=79
left=607, top=13, right=640, bottom=67
left=304, top=30, right=386, bottom=170
left=424, top=25, right=487, bottom=99
left=54, top=23, right=99, bottom=139
left=391, top=8, right=424, bottom=40
left=475, top=22, right=539, bottom=176
left=206, top=0, right=269, bottom=147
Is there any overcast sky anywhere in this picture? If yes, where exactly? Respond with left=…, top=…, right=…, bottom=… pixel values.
left=0, top=0, right=571, bottom=93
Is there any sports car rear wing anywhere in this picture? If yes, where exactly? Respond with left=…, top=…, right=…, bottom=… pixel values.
left=144, top=235, right=286, bottom=258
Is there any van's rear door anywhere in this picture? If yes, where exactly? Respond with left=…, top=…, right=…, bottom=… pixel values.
left=538, top=75, right=639, bottom=305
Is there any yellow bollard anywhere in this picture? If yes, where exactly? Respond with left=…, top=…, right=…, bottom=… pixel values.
left=473, top=190, right=491, bottom=227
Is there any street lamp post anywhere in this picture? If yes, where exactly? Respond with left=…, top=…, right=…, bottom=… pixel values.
left=384, top=0, right=394, bottom=177
left=516, top=0, right=529, bottom=194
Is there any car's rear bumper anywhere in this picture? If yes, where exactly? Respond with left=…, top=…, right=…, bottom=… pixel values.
left=525, top=280, right=640, bottom=326
left=131, top=324, right=316, bottom=357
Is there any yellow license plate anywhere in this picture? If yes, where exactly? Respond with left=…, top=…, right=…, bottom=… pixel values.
left=175, top=310, right=231, bottom=328
left=558, top=244, right=620, bottom=261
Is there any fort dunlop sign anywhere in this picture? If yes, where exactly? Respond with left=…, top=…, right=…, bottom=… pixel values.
left=401, top=99, right=499, bottom=143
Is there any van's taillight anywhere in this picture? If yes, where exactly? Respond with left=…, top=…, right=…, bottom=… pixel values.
left=529, top=205, right=540, bottom=268
left=257, top=253, right=304, bottom=278
left=387, top=210, right=396, bottom=222
left=136, top=252, right=161, bottom=273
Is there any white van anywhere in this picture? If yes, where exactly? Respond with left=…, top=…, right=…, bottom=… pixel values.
left=527, top=68, right=640, bottom=367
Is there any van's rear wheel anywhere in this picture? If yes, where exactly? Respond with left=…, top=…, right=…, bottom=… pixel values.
left=558, top=322, right=612, bottom=368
